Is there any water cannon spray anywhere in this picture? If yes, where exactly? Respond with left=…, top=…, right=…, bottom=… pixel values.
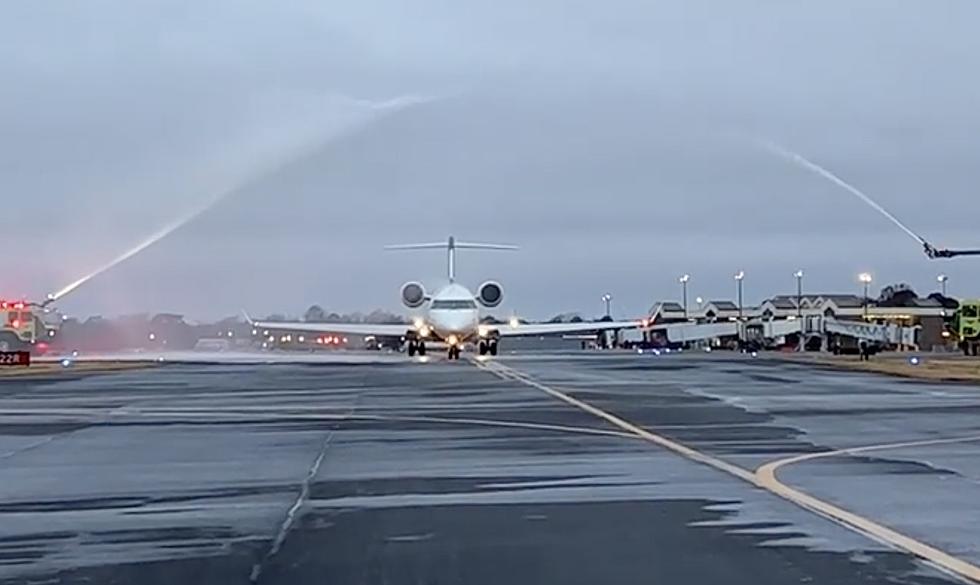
left=31, top=92, right=442, bottom=308
left=760, top=139, right=979, bottom=261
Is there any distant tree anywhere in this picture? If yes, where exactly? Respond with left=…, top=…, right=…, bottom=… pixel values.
left=304, top=305, right=327, bottom=322
left=365, top=309, right=406, bottom=324
left=548, top=312, right=583, bottom=323
left=878, top=284, right=918, bottom=307
left=928, top=292, right=959, bottom=310
left=149, top=313, right=195, bottom=349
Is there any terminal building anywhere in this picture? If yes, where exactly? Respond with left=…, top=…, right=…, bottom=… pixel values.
left=643, top=292, right=948, bottom=352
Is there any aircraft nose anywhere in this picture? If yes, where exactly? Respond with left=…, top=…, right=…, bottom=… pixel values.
left=435, top=310, right=478, bottom=334
left=449, top=312, right=475, bottom=330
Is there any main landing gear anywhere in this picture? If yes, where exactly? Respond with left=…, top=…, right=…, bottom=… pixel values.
left=478, top=339, right=499, bottom=356
left=407, top=340, right=427, bottom=357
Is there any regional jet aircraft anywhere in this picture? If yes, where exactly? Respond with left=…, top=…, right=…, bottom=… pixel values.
left=247, top=237, right=641, bottom=359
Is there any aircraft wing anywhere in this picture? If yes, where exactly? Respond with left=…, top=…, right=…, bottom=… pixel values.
left=492, top=320, right=643, bottom=337
left=248, top=318, right=410, bottom=337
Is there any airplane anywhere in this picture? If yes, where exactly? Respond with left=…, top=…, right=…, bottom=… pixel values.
left=246, top=236, right=643, bottom=360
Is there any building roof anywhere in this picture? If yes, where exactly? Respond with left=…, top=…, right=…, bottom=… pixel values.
left=708, top=300, right=738, bottom=311
left=908, top=297, right=944, bottom=308
left=767, top=297, right=799, bottom=310
left=816, top=294, right=866, bottom=308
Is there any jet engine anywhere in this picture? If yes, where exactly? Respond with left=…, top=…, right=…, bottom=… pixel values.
left=476, top=281, right=503, bottom=308
left=400, top=282, right=427, bottom=308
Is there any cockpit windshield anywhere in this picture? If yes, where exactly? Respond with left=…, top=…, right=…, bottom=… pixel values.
left=430, top=299, right=477, bottom=310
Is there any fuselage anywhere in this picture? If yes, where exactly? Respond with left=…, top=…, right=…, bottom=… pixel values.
left=419, top=282, right=481, bottom=344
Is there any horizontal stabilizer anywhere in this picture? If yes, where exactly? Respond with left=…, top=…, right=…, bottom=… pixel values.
left=384, top=236, right=518, bottom=281
left=456, top=242, right=519, bottom=250
left=384, top=242, right=518, bottom=251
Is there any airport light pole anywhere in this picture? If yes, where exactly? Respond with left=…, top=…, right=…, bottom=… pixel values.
left=602, top=293, right=612, bottom=318
left=795, top=270, right=804, bottom=351
left=795, top=270, right=804, bottom=319
left=938, top=274, right=948, bottom=297
left=859, top=273, right=873, bottom=319
left=679, top=274, right=690, bottom=319
left=734, top=271, right=745, bottom=320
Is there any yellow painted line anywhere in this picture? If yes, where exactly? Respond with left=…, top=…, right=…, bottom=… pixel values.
left=758, top=434, right=980, bottom=474
left=475, top=359, right=980, bottom=583
left=474, top=359, right=755, bottom=482
left=756, top=435, right=980, bottom=582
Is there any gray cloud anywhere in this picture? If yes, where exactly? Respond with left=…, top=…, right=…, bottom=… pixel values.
left=3, top=1, right=980, bottom=319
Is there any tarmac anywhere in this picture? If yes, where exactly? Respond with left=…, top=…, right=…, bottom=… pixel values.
left=1, top=350, right=979, bottom=584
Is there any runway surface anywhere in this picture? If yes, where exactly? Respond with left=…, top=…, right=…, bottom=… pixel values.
left=2, top=351, right=980, bottom=584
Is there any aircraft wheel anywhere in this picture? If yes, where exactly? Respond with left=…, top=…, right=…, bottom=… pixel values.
left=489, top=341, right=498, bottom=356
left=418, top=342, right=426, bottom=356
left=407, top=341, right=416, bottom=357
left=478, top=341, right=487, bottom=355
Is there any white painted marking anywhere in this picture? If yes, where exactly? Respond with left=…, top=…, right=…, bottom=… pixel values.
left=475, top=359, right=980, bottom=583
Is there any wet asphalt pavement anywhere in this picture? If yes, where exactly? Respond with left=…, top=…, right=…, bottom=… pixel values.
left=1, top=351, right=979, bottom=584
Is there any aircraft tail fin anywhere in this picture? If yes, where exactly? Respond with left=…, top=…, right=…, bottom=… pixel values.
left=384, top=236, right=518, bottom=281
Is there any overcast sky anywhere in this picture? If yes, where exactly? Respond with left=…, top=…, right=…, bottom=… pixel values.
left=3, top=1, right=980, bottom=320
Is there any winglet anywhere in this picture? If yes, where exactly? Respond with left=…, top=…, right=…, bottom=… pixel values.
left=241, top=309, right=255, bottom=325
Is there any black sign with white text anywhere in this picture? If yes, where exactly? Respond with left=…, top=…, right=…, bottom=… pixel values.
left=0, top=351, right=30, bottom=366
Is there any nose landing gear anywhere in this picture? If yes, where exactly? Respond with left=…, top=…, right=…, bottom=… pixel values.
left=447, top=345, right=461, bottom=360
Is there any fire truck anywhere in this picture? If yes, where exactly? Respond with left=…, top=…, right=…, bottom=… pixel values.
left=953, top=299, right=980, bottom=356
left=0, top=299, right=60, bottom=353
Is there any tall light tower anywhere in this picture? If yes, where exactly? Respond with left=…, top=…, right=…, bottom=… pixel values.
left=795, top=270, right=804, bottom=351
left=859, top=273, right=873, bottom=319
left=679, top=274, right=690, bottom=319
left=795, top=270, right=804, bottom=319
left=601, top=293, right=612, bottom=318
left=734, top=271, right=745, bottom=320
left=938, top=274, right=949, bottom=297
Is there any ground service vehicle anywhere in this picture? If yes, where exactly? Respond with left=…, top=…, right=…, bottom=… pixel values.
left=954, top=299, right=980, bottom=356
left=0, top=300, right=59, bottom=353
